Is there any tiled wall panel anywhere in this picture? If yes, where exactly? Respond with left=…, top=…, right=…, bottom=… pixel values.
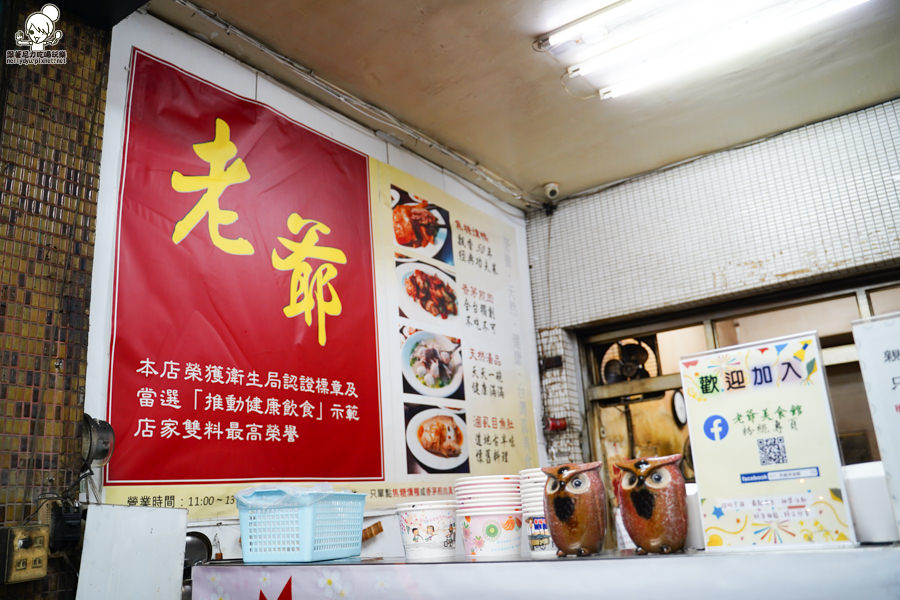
left=537, top=327, right=585, bottom=464
left=1, top=1, right=109, bottom=597
left=527, top=99, right=900, bottom=330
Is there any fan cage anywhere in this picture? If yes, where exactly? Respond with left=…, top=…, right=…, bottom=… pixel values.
left=592, top=336, right=664, bottom=401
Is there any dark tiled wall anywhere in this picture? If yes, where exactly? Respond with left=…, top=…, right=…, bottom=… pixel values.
left=1, top=1, right=109, bottom=597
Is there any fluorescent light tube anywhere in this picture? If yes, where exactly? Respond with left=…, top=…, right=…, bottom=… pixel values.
left=600, top=0, right=871, bottom=98
left=545, top=12, right=610, bottom=48
left=537, top=0, right=655, bottom=50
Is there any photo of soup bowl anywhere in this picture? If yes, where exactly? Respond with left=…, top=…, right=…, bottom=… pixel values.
left=401, top=330, right=463, bottom=398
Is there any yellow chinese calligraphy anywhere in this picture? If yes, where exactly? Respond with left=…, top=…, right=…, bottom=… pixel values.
left=272, top=213, right=347, bottom=346
left=171, top=118, right=253, bottom=255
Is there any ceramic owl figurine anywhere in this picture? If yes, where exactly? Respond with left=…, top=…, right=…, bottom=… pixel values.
left=614, top=454, right=687, bottom=554
left=542, top=461, right=607, bottom=557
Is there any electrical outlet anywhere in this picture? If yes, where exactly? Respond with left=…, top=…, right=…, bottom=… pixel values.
left=0, top=525, right=50, bottom=584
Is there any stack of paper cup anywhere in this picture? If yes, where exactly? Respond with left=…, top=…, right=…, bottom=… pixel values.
left=454, top=475, right=522, bottom=558
left=518, top=467, right=557, bottom=558
left=519, top=468, right=547, bottom=511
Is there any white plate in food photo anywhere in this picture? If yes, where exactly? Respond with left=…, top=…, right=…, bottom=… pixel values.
left=396, top=262, right=458, bottom=323
left=401, top=331, right=464, bottom=398
left=405, top=407, right=468, bottom=471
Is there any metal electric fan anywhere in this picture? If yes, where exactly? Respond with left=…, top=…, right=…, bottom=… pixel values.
left=596, top=336, right=663, bottom=460
left=600, top=338, right=659, bottom=385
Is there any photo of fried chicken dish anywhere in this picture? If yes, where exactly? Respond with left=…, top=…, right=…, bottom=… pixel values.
left=417, top=414, right=463, bottom=458
left=393, top=200, right=440, bottom=248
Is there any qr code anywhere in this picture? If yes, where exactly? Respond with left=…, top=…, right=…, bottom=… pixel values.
left=757, top=436, right=787, bottom=466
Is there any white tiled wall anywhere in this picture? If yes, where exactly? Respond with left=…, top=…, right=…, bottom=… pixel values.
left=527, top=99, right=900, bottom=331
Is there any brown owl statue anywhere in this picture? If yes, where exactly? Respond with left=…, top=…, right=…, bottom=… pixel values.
left=542, top=461, right=607, bottom=557
left=614, top=454, right=687, bottom=554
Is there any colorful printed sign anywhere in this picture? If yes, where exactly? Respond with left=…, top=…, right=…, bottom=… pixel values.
left=852, top=312, right=900, bottom=537
left=99, top=42, right=539, bottom=517
left=680, top=333, right=855, bottom=550
left=106, top=50, right=381, bottom=484
left=370, top=160, right=538, bottom=481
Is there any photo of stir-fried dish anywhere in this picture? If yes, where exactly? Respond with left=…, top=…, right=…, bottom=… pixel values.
left=393, top=200, right=440, bottom=248
left=404, top=267, right=458, bottom=319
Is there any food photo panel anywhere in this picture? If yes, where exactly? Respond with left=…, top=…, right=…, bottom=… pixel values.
left=404, top=402, right=469, bottom=475
left=396, top=257, right=459, bottom=324
left=391, top=184, right=454, bottom=266
left=400, top=327, right=465, bottom=400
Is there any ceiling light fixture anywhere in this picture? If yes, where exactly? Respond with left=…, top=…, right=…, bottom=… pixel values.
left=545, top=0, right=872, bottom=100
left=535, top=11, right=610, bottom=51
left=534, top=0, right=646, bottom=52
left=598, top=0, right=872, bottom=99
left=567, top=0, right=753, bottom=78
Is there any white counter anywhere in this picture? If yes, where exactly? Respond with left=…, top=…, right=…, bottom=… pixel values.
left=192, top=545, right=899, bottom=599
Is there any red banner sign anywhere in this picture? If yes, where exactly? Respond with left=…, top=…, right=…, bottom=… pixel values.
left=105, top=50, right=381, bottom=483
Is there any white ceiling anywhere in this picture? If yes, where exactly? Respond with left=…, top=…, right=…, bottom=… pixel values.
left=146, top=0, right=900, bottom=211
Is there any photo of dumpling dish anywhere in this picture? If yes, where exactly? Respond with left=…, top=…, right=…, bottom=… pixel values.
left=418, top=414, right=463, bottom=458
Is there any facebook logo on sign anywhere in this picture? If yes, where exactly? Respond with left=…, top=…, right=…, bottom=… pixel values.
left=703, top=415, right=729, bottom=441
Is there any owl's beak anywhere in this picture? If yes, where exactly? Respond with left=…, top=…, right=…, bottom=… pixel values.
left=636, top=475, right=645, bottom=487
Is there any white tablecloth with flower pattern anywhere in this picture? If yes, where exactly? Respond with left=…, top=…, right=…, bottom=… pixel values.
left=193, top=546, right=899, bottom=599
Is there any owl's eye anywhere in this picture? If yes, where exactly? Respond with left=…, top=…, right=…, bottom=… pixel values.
left=545, top=477, right=560, bottom=494
left=568, top=473, right=591, bottom=494
left=646, top=467, right=672, bottom=489
left=621, top=472, right=638, bottom=490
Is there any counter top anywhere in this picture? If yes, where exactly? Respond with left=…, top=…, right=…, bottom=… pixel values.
left=192, top=544, right=900, bottom=599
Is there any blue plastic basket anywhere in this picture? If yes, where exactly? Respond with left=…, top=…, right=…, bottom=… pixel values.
left=235, top=487, right=366, bottom=563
